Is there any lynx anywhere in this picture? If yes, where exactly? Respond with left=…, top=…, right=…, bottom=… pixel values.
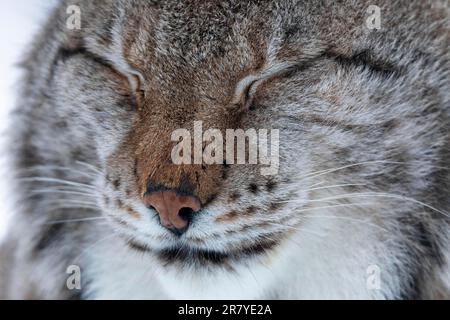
left=1, top=0, right=449, bottom=299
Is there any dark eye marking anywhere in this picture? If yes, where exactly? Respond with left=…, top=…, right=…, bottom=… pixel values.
left=324, top=50, right=402, bottom=79
left=54, top=47, right=144, bottom=110
left=56, top=47, right=112, bottom=70
left=242, top=48, right=401, bottom=112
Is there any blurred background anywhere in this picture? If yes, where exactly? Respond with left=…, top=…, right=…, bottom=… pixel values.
left=0, top=1, right=58, bottom=241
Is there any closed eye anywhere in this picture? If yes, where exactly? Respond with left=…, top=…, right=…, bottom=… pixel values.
left=56, top=47, right=113, bottom=71
left=324, top=49, right=401, bottom=79
left=232, top=62, right=301, bottom=110
left=55, top=47, right=145, bottom=107
left=233, top=48, right=401, bottom=111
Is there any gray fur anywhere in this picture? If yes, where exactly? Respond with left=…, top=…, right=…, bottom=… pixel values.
left=1, top=0, right=450, bottom=299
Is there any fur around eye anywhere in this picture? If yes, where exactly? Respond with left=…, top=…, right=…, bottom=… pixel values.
left=129, top=74, right=146, bottom=109
left=231, top=75, right=260, bottom=110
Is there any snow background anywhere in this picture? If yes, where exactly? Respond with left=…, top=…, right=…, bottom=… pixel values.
left=0, top=1, right=58, bottom=241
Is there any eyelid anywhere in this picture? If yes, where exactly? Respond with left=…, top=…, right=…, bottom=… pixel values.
left=232, top=75, right=261, bottom=108
left=57, top=47, right=113, bottom=71
left=128, top=72, right=146, bottom=92
left=324, top=50, right=398, bottom=77
left=57, top=46, right=147, bottom=111
left=57, top=47, right=147, bottom=89
left=232, top=62, right=298, bottom=109
left=126, top=73, right=146, bottom=110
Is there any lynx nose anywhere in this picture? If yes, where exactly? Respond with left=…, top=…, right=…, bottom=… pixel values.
left=144, top=190, right=201, bottom=236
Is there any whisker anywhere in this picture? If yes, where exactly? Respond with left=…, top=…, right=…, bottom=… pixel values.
left=265, top=222, right=327, bottom=238
left=29, top=189, right=96, bottom=198
left=18, top=177, right=96, bottom=190
left=267, top=209, right=390, bottom=234
left=30, top=185, right=94, bottom=191
left=45, top=200, right=99, bottom=213
left=308, top=180, right=327, bottom=188
left=45, top=198, right=98, bottom=205
left=298, top=160, right=405, bottom=182
left=281, top=192, right=450, bottom=218
left=45, top=216, right=106, bottom=225
left=301, top=214, right=389, bottom=233
left=47, top=205, right=99, bottom=212
left=75, top=161, right=103, bottom=174
left=301, top=183, right=366, bottom=193
left=72, top=234, right=117, bottom=264
left=17, top=165, right=98, bottom=179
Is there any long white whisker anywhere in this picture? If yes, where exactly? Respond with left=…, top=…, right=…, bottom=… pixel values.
left=17, top=165, right=98, bottom=179
left=47, top=205, right=99, bottom=212
left=282, top=192, right=450, bottom=218
left=30, top=185, right=94, bottom=191
left=301, top=215, right=389, bottom=233
left=265, top=222, right=327, bottom=237
left=45, top=198, right=97, bottom=205
left=298, top=160, right=405, bottom=182
left=45, top=216, right=106, bottom=224
left=72, top=234, right=117, bottom=264
left=75, top=161, right=103, bottom=174
left=308, top=180, right=327, bottom=188
left=18, top=177, right=96, bottom=190
left=29, top=189, right=96, bottom=198
left=301, top=183, right=366, bottom=193
left=267, top=209, right=390, bottom=233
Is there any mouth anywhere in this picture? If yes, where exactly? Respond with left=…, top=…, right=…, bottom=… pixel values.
left=127, top=237, right=279, bottom=267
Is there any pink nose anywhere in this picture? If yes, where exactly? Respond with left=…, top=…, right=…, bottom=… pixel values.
left=144, top=190, right=201, bottom=235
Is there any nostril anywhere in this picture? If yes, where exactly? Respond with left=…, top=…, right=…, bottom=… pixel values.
left=178, top=207, right=194, bottom=223
left=143, top=189, right=201, bottom=235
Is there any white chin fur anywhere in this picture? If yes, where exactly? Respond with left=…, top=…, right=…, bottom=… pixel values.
left=84, top=212, right=393, bottom=300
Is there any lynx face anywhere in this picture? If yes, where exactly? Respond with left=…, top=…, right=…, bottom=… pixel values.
left=51, top=1, right=449, bottom=267
left=8, top=0, right=450, bottom=299
left=64, top=1, right=310, bottom=267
